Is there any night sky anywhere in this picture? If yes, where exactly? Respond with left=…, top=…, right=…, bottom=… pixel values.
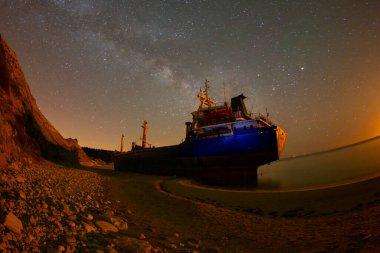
left=1, top=1, right=379, bottom=156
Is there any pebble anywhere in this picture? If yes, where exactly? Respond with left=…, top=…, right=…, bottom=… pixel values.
left=82, top=222, right=96, bottom=233
left=86, top=213, right=94, bottom=221
left=105, top=245, right=118, bottom=253
left=66, top=236, right=76, bottom=244
left=118, top=221, right=128, bottom=231
left=69, top=221, right=76, bottom=228
left=15, top=176, right=25, bottom=183
left=0, top=174, right=8, bottom=183
left=63, top=204, right=73, bottom=216
left=18, top=190, right=26, bottom=199
left=55, top=221, right=64, bottom=231
left=113, top=236, right=153, bottom=253
left=4, top=212, right=23, bottom=234
left=57, top=245, right=65, bottom=252
left=95, top=220, right=119, bottom=233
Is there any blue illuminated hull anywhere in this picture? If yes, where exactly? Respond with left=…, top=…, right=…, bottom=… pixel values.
left=183, top=127, right=278, bottom=157
left=114, top=125, right=286, bottom=178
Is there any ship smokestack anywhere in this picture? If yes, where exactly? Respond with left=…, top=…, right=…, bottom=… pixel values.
left=142, top=120, right=148, bottom=148
left=120, top=134, right=125, bottom=152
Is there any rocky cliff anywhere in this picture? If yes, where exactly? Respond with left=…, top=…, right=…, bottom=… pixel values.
left=0, top=34, right=90, bottom=166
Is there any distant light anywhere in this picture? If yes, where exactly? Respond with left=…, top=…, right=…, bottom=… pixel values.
left=300, top=67, right=305, bottom=71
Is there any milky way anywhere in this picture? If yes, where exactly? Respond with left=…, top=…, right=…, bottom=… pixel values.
left=1, top=1, right=380, bottom=156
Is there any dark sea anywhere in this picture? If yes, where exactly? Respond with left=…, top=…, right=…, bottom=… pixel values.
left=258, top=136, right=380, bottom=189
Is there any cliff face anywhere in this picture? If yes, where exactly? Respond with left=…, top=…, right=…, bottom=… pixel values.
left=0, top=34, right=89, bottom=166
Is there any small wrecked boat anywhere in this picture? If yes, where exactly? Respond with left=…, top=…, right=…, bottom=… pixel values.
left=114, top=80, right=286, bottom=185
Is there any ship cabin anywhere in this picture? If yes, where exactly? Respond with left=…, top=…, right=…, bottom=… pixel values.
left=193, top=104, right=234, bottom=128
left=186, top=92, right=272, bottom=141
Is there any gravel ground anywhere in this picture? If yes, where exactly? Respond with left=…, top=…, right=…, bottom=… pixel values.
left=0, top=160, right=160, bottom=252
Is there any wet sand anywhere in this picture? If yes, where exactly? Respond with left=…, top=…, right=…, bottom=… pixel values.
left=97, top=169, right=380, bottom=252
left=161, top=173, right=380, bottom=216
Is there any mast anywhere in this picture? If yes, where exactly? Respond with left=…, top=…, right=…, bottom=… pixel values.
left=120, top=134, right=124, bottom=152
left=197, top=79, right=216, bottom=111
left=205, top=80, right=210, bottom=109
left=192, top=79, right=217, bottom=129
left=142, top=120, right=148, bottom=148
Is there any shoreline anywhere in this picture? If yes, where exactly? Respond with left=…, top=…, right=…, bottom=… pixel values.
left=175, top=170, right=380, bottom=193
left=160, top=170, right=380, bottom=217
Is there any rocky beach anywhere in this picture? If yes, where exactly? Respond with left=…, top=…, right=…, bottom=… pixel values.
left=0, top=161, right=153, bottom=252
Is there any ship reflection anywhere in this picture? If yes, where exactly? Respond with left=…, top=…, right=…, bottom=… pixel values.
left=258, top=136, right=380, bottom=189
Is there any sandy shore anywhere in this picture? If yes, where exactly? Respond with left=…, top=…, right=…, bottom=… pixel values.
left=104, top=171, right=380, bottom=252
left=2, top=162, right=380, bottom=252
left=161, top=173, right=380, bottom=216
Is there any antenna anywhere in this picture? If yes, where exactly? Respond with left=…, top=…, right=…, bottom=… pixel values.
left=205, top=79, right=210, bottom=108
left=266, top=108, right=269, bottom=121
left=223, top=81, right=227, bottom=104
